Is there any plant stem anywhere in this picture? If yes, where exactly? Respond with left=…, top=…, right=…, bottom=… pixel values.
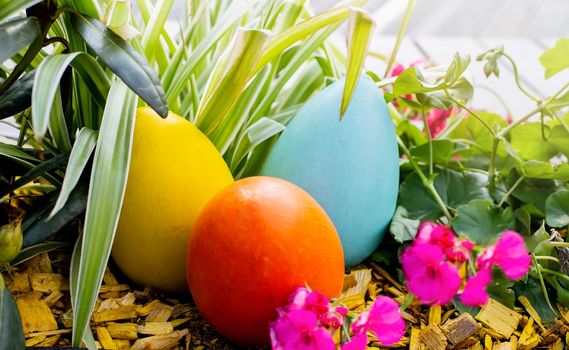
left=541, top=268, right=569, bottom=282
left=531, top=254, right=558, bottom=316
left=477, top=84, right=513, bottom=117
left=497, top=175, right=524, bottom=207
left=421, top=108, right=434, bottom=176
left=550, top=242, right=569, bottom=248
left=535, top=256, right=560, bottom=263
left=445, top=90, right=495, bottom=136
left=399, top=294, right=414, bottom=311
left=383, top=0, right=415, bottom=78
left=497, top=106, right=541, bottom=137
left=502, top=53, right=540, bottom=103
left=397, top=135, right=452, bottom=221
left=487, top=138, right=500, bottom=188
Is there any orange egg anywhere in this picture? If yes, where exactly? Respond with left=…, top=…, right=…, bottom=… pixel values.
left=187, top=176, right=344, bottom=345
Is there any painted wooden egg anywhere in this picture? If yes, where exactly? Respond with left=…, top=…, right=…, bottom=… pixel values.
left=187, top=176, right=344, bottom=345
left=261, top=76, right=399, bottom=267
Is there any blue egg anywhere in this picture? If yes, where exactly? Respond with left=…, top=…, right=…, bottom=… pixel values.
left=260, top=76, right=399, bottom=267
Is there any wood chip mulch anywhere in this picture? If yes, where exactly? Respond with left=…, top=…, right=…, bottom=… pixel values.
left=4, top=252, right=569, bottom=350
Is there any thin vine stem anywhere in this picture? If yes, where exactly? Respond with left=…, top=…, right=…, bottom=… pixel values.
left=497, top=175, right=524, bottom=207
left=531, top=254, right=558, bottom=316
left=502, top=53, right=540, bottom=103
left=397, top=135, right=452, bottom=221
left=444, top=90, right=495, bottom=136
left=420, top=108, right=434, bottom=176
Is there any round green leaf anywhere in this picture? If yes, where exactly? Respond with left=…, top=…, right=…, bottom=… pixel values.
left=451, top=199, right=515, bottom=244
left=545, top=190, right=569, bottom=228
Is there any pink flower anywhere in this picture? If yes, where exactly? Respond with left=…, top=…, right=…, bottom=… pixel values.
left=351, top=297, right=405, bottom=346
left=415, top=222, right=472, bottom=263
left=460, top=269, right=492, bottom=306
left=320, top=306, right=347, bottom=329
left=341, top=334, right=368, bottom=350
left=270, top=309, right=335, bottom=350
left=477, top=231, right=531, bottom=280
left=390, top=64, right=406, bottom=77
left=402, top=243, right=461, bottom=305
left=426, top=108, right=452, bottom=138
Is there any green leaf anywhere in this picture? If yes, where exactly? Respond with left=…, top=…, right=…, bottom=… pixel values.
left=539, top=38, right=569, bottom=79
left=399, top=169, right=491, bottom=220
left=452, top=199, right=515, bottom=244
left=486, top=269, right=515, bottom=308
left=0, top=69, right=34, bottom=119
left=140, top=0, right=175, bottom=62
left=71, top=80, right=136, bottom=347
left=32, top=53, right=110, bottom=140
left=22, top=181, right=88, bottom=247
left=512, top=176, right=559, bottom=214
left=341, top=8, right=375, bottom=118
left=0, top=0, right=42, bottom=21
left=527, top=222, right=552, bottom=255
left=510, top=123, right=557, bottom=161
left=0, top=144, right=37, bottom=168
left=523, top=160, right=569, bottom=181
left=545, top=190, right=569, bottom=228
left=410, top=140, right=454, bottom=163
left=450, top=112, right=507, bottom=154
left=50, top=128, right=97, bottom=218
left=71, top=13, right=167, bottom=117
left=444, top=52, right=471, bottom=84
left=0, top=277, right=24, bottom=350
left=389, top=206, right=420, bottom=243
left=195, top=28, right=270, bottom=136
left=0, top=17, right=40, bottom=63
left=11, top=242, right=67, bottom=267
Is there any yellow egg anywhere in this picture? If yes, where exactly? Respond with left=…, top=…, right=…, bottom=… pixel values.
left=112, top=107, right=233, bottom=294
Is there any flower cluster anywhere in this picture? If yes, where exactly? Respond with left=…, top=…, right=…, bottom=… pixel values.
left=270, top=287, right=405, bottom=350
left=401, top=222, right=531, bottom=307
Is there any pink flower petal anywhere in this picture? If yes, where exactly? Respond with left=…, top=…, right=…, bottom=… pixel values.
left=493, top=230, right=531, bottom=280
left=402, top=243, right=461, bottom=305
left=460, top=269, right=492, bottom=306
left=270, top=310, right=335, bottom=350
left=341, top=334, right=368, bottom=350
left=367, top=297, right=405, bottom=345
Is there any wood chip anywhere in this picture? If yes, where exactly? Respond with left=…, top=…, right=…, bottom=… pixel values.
left=340, top=269, right=372, bottom=298
left=130, top=329, right=189, bottom=350
left=136, top=300, right=160, bottom=317
left=103, top=268, right=119, bottom=285
left=119, top=292, right=136, bottom=306
left=492, top=341, right=515, bottom=350
left=107, top=322, right=138, bottom=340
left=36, top=334, right=60, bottom=347
left=518, top=317, right=541, bottom=350
left=7, top=272, right=30, bottom=293
left=43, top=290, right=63, bottom=306
left=25, top=334, right=46, bottom=346
left=99, top=284, right=130, bottom=293
left=419, top=324, right=447, bottom=350
left=442, top=313, right=481, bottom=345
left=113, top=339, right=130, bottom=350
left=96, top=327, right=117, bottom=350
left=171, top=318, right=190, bottom=328
left=429, top=305, right=442, bottom=326
left=145, top=302, right=173, bottom=322
left=92, top=305, right=137, bottom=323
left=30, top=273, right=62, bottom=293
left=15, top=294, right=58, bottom=334
left=24, top=253, right=52, bottom=273
left=137, top=322, right=174, bottom=335
left=518, top=295, right=545, bottom=332
left=409, top=327, right=421, bottom=350
left=476, top=299, right=522, bottom=338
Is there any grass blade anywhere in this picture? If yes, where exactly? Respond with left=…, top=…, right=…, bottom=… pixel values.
left=71, top=13, right=168, bottom=117
left=341, top=8, right=375, bottom=118
left=50, top=128, right=97, bottom=218
left=71, top=80, right=136, bottom=348
left=48, top=89, right=72, bottom=152
left=0, top=70, right=34, bottom=119
left=0, top=17, right=40, bottom=62
left=195, top=28, right=270, bottom=136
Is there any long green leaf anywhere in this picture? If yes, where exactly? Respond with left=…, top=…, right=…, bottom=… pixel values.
left=164, top=0, right=252, bottom=103
left=0, top=17, right=40, bottom=62
left=11, top=242, right=68, bottom=267
left=254, top=6, right=352, bottom=73
left=50, top=128, right=97, bottom=218
left=0, top=143, right=38, bottom=168
left=0, top=0, right=42, bottom=22
left=140, top=0, right=175, bottom=62
left=32, top=52, right=110, bottom=140
left=71, top=13, right=168, bottom=117
left=195, top=28, right=270, bottom=136
left=0, top=277, right=24, bottom=350
left=48, top=89, right=72, bottom=152
left=341, top=8, right=375, bottom=118
left=72, top=80, right=136, bottom=347
left=0, top=70, right=34, bottom=119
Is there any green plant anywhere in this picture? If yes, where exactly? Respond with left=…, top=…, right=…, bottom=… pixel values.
left=385, top=38, right=569, bottom=321
left=0, top=0, right=385, bottom=347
